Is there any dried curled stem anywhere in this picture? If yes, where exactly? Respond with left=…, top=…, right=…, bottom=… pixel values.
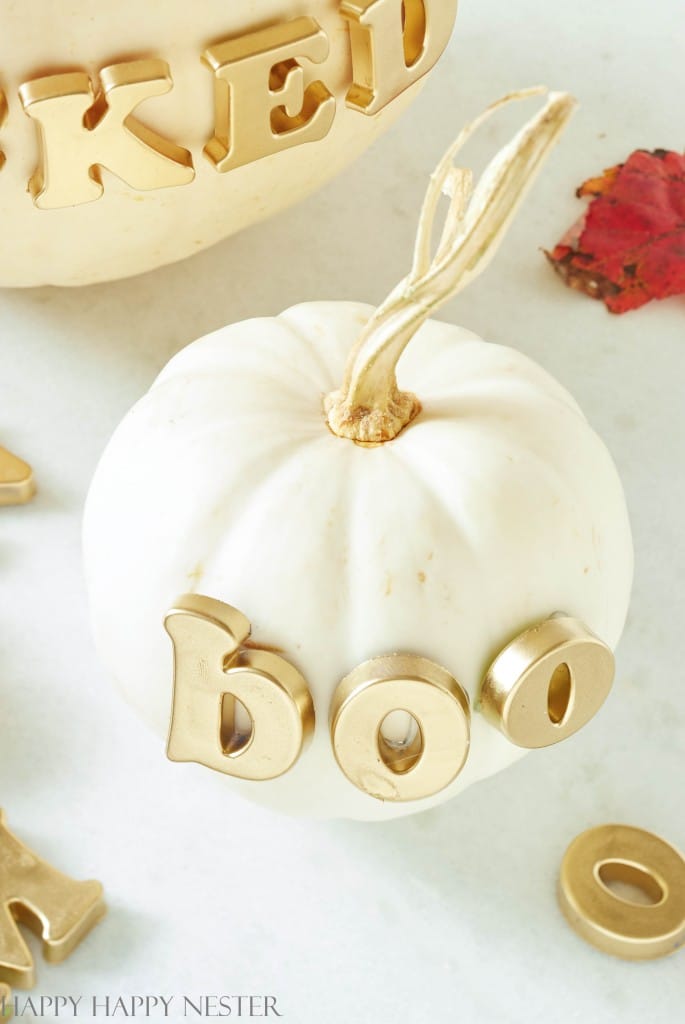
left=325, top=87, right=577, bottom=444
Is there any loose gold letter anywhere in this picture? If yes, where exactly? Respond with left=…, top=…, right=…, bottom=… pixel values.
left=0, top=447, right=35, bottom=507
left=19, top=60, right=194, bottom=209
left=203, top=17, right=335, bottom=173
left=0, top=811, right=105, bottom=989
left=341, top=0, right=458, bottom=115
left=559, top=824, right=685, bottom=960
left=330, top=655, right=470, bottom=802
left=165, top=595, right=315, bottom=781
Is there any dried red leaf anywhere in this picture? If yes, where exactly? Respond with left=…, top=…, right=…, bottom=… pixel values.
left=546, top=149, right=685, bottom=313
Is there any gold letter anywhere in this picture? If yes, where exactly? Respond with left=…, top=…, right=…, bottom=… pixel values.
left=330, top=655, right=470, bottom=802
left=342, top=0, right=458, bottom=115
left=480, top=615, right=615, bottom=748
left=0, top=447, right=35, bottom=507
left=19, top=60, right=194, bottom=209
left=0, top=811, right=105, bottom=989
left=559, top=824, right=685, bottom=960
left=203, top=17, right=335, bottom=173
left=165, top=595, right=315, bottom=781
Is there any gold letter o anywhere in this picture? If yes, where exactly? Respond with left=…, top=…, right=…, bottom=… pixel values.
left=330, top=654, right=470, bottom=802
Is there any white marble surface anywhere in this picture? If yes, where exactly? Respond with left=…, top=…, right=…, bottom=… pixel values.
left=2, top=0, right=683, bottom=1020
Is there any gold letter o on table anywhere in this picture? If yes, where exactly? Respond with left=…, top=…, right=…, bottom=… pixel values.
left=329, top=655, right=470, bottom=802
left=559, top=824, right=685, bottom=960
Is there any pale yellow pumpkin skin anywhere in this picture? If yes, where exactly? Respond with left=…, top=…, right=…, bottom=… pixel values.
left=0, top=1, right=456, bottom=286
left=83, top=302, right=633, bottom=821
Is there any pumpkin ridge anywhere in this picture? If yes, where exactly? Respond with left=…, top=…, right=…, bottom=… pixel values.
left=173, top=431, right=333, bottom=602
left=147, top=377, right=327, bottom=432
left=387, top=412, right=599, bottom=592
left=404, top=365, right=585, bottom=421
left=418, top=388, right=587, bottom=428
left=152, top=329, right=329, bottom=401
left=386, top=433, right=506, bottom=584
left=276, top=303, right=366, bottom=395
left=338, top=440, right=374, bottom=685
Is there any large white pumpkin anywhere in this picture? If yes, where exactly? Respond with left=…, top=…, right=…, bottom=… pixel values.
left=83, top=92, right=633, bottom=820
left=0, top=0, right=457, bottom=286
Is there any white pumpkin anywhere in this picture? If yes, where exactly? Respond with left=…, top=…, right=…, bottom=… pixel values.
left=83, top=91, right=633, bottom=821
left=0, top=0, right=457, bottom=287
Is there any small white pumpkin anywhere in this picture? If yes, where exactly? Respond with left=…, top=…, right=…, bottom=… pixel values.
left=84, top=91, right=633, bottom=821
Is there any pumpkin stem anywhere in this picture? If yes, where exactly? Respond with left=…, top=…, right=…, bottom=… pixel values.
left=325, top=87, right=577, bottom=445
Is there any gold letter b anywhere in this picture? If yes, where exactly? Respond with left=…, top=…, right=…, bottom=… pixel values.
left=165, top=595, right=314, bottom=782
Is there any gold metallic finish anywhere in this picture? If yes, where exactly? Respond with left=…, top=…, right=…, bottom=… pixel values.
left=330, top=655, right=470, bottom=802
left=165, top=594, right=314, bottom=781
left=559, top=825, right=685, bottom=960
left=342, top=0, right=458, bottom=116
left=19, top=60, right=194, bottom=210
left=0, top=810, right=105, bottom=989
left=480, top=615, right=614, bottom=748
left=203, top=18, right=335, bottom=174
left=325, top=88, right=576, bottom=443
left=0, top=448, right=35, bottom=507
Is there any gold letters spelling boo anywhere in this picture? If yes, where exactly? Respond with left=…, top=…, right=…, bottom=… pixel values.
left=3, top=3, right=456, bottom=212
left=167, top=596, right=615, bottom=804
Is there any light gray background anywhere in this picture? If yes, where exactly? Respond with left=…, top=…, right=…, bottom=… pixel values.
left=2, top=0, right=683, bottom=1021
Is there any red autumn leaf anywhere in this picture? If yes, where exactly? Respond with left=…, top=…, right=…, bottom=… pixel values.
left=546, top=149, right=685, bottom=313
